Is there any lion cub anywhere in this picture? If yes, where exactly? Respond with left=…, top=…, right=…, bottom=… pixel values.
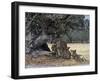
left=71, top=50, right=87, bottom=62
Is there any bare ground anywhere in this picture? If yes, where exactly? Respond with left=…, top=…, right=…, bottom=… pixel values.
left=25, top=43, right=89, bottom=68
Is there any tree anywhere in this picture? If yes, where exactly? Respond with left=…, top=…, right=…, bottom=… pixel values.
left=25, top=12, right=88, bottom=54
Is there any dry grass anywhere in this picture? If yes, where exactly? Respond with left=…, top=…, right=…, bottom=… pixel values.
left=25, top=43, right=89, bottom=68
left=68, top=43, right=89, bottom=60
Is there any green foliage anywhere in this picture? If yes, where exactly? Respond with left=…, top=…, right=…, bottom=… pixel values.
left=25, top=12, right=89, bottom=53
left=25, top=13, right=87, bottom=37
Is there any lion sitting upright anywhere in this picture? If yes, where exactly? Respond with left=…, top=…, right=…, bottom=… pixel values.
left=51, top=39, right=71, bottom=59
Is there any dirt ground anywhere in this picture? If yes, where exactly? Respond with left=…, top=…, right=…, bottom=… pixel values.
left=25, top=43, right=89, bottom=68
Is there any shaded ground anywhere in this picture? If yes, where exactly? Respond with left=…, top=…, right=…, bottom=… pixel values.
left=25, top=43, right=89, bottom=68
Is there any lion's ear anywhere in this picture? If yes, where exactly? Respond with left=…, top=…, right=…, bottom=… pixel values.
left=68, top=47, right=70, bottom=49
left=66, top=47, right=69, bottom=50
